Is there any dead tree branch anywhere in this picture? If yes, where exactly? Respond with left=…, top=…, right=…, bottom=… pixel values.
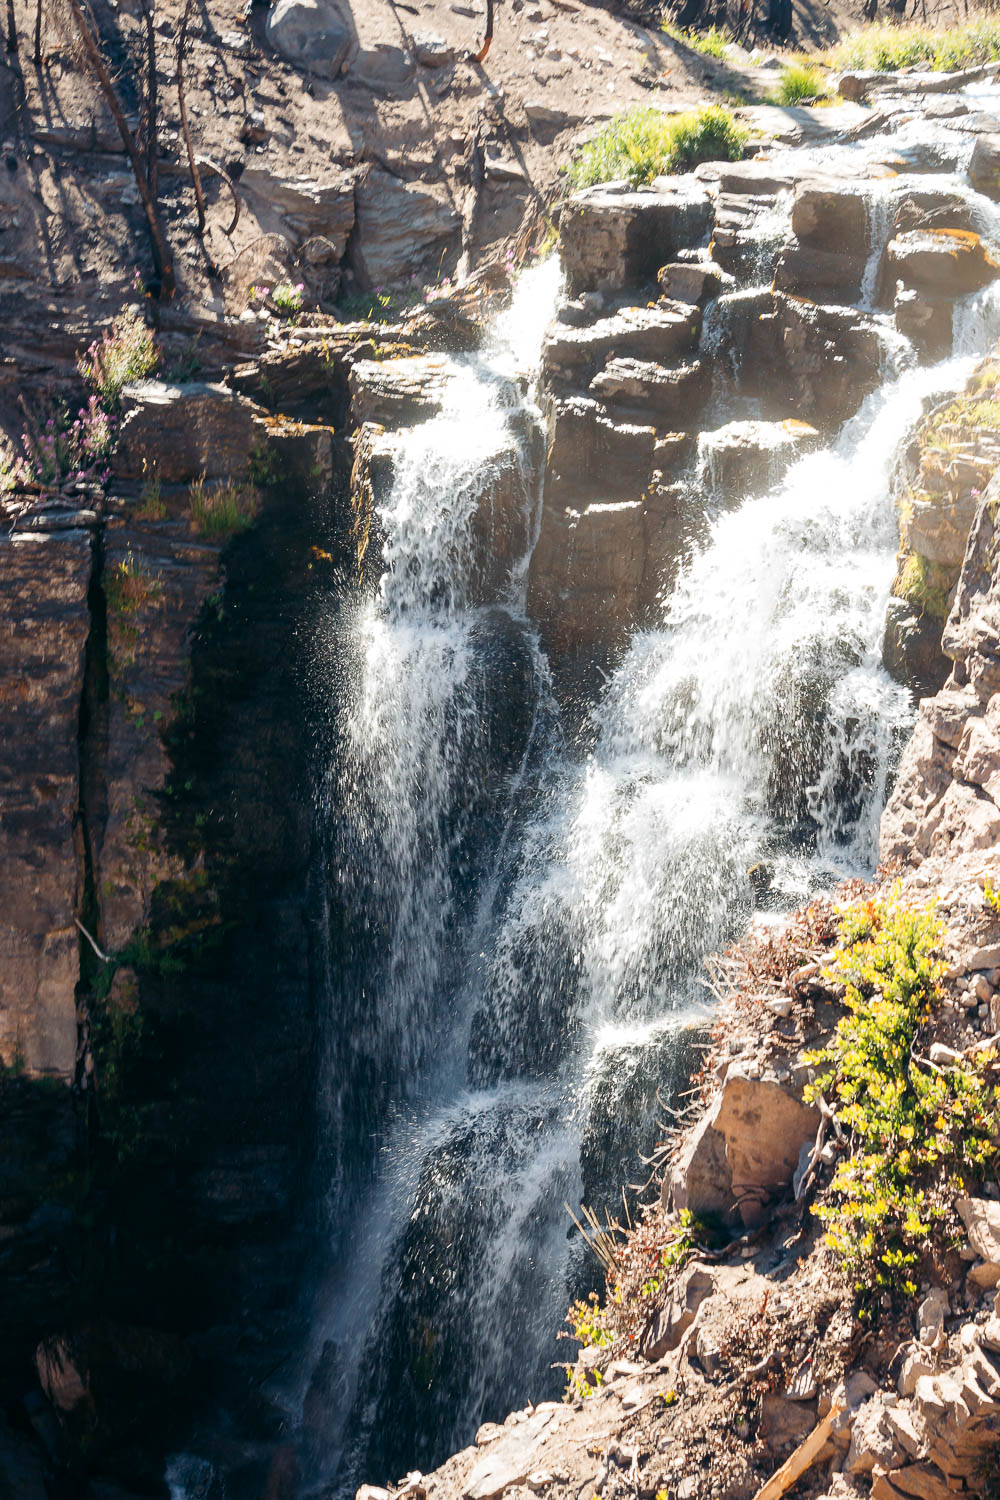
left=66, top=0, right=175, bottom=297
left=177, top=0, right=206, bottom=234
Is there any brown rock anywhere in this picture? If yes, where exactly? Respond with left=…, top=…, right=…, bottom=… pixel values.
left=0, top=527, right=92, bottom=1078
left=656, top=260, right=725, bottom=305
left=699, top=418, right=820, bottom=502
left=114, top=381, right=269, bottom=484
left=589, top=356, right=710, bottom=426
left=559, top=180, right=713, bottom=295
left=349, top=169, right=461, bottom=289
left=640, top=1265, right=714, bottom=1360
left=542, top=303, right=701, bottom=386
left=956, top=1196, right=1000, bottom=1266
left=349, top=354, right=452, bottom=427
left=666, top=1067, right=819, bottom=1228
left=761, top=1393, right=818, bottom=1450
left=887, top=229, right=999, bottom=298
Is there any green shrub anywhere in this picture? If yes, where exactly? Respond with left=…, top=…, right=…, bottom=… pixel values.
left=831, top=18, right=1000, bottom=73
left=770, top=62, right=828, bottom=105
left=567, top=104, right=746, bottom=190
left=804, top=895, right=1000, bottom=1303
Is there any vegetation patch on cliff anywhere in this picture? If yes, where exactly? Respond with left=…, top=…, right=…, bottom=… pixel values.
left=567, top=104, right=747, bottom=190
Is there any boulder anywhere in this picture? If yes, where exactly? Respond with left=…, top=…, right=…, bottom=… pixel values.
left=412, top=30, right=455, bottom=66
left=957, top=1196, right=1000, bottom=1267
left=762, top=1394, right=820, bottom=1451
left=968, top=134, right=1000, bottom=202
left=699, top=418, right=819, bottom=502
left=114, top=381, right=268, bottom=483
left=666, top=1067, right=819, bottom=1228
left=774, top=243, right=867, bottom=302
left=744, top=293, right=883, bottom=427
left=346, top=43, right=415, bottom=89
left=640, top=1265, right=714, bottom=1360
left=542, top=302, right=701, bottom=386
left=790, top=178, right=868, bottom=255
left=542, top=397, right=657, bottom=500
left=463, top=1407, right=568, bottom=1500
left=348, top=354, right=452, bottom=427
left=894, top=287, right=954, bottom=360
left=887, top=229, right=999, bottom=298
left=657, top=259, right=726, bottom=304
left=239, top=167, right=355, bottom=255
left=349, top=169, right=461, bottom=288
left=589, top=356, right=710, bottom=426
left=265, top=0, right=352, bottom=79
left=882, top=596, right=950, bottom=700
left=559, top=180, right=713, bottom=295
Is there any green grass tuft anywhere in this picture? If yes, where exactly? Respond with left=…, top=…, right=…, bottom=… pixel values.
left=770, top=62, right=829, bottom=105
left=661, top=20, right=731, bottom=57
left=567, top=104, right=747, bottom=191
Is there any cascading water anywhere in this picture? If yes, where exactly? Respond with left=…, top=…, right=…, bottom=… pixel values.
left=292, top=98, right=1000, bottom=1500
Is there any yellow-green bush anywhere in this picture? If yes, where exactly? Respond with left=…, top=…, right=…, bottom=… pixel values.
left=805, top=895, right=1000, bottom=1303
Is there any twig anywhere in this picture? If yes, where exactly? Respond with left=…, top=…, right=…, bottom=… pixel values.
left=750, top=1404, right=844, bottom=1500
left=195, top=155, right=240, bottom=236
left=75, top=917, right=110, bottom=963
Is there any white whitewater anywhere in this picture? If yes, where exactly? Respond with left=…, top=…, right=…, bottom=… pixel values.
left=291, top=104, right=1000, bottom=1500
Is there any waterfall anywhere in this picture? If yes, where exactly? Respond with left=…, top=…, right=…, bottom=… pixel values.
left=290, top=108, right=1000, bottom=1500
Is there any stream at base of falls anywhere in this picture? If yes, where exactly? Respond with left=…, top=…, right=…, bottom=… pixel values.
left=174, top=96, right=1000, bottom=1500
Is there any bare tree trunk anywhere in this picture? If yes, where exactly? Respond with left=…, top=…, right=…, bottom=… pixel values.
left=473, top=0, right=493, bottom=62
left=6, top=0, right=17, bottom=51
left=138, top=0, right=158, bottom=199
left=66, top=0, right=175, bottom=298
left=177, top=0, right=206, bottom=233
left=33, top=0, right=42, bottom=63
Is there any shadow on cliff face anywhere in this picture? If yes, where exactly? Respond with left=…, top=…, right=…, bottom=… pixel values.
left=0, top=430, right=357, bottom=1496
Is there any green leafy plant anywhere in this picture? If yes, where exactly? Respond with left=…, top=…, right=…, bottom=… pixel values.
left=804, top=895, right=1000, bottom=1303
left=566, top=104, right=747, bottom=191
left=247, top=440, right=281, bottom=488
left=770, top=63, right=828, bottom=105
left=984, top=879, right=1000, bottom=916
left=188, top=475, right=259, bottom=541
left=105, top=549, right=164, bottom=672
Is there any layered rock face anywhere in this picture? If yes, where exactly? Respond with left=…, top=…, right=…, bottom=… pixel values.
left=884, top=355, right=1000, bottom=700
left=0, top=360, right=348, bottom=1493
left=882, top=474, right=1000, bottom=863
left=0, top=525, right=92, bottom=1077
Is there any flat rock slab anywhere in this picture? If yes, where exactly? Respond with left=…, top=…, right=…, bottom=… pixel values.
left=543, top=303, right=701, bottom=383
